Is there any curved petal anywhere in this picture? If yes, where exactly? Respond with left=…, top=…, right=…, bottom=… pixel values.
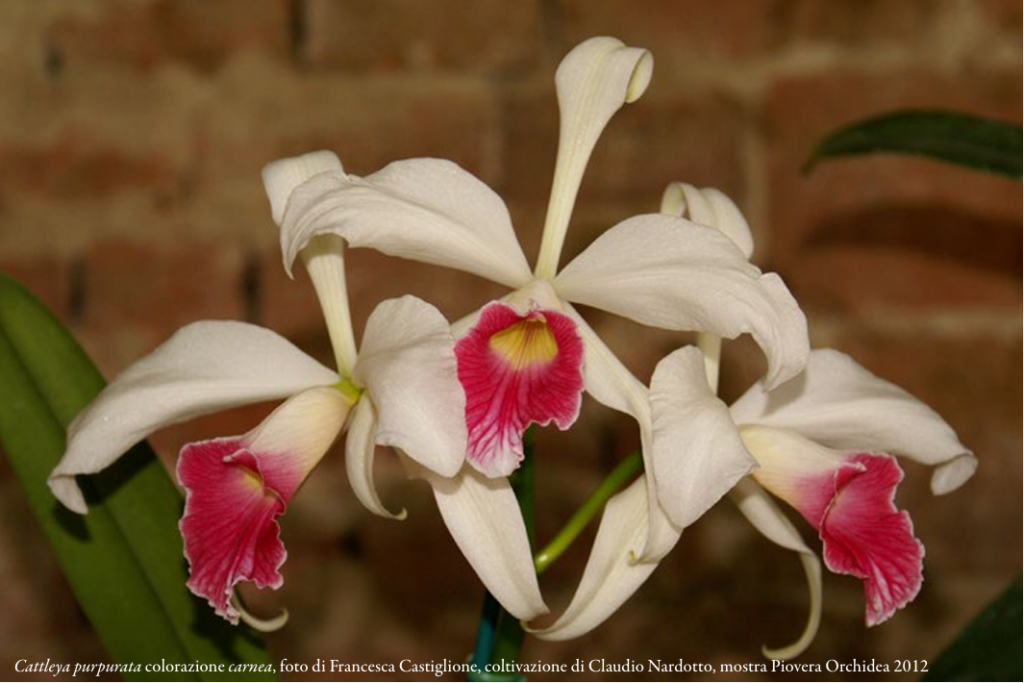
left=178, top=385, right=351, bottom=623
left=555, top=213, right=809, bottom=390
left=535, top=36, right=654, bottom=278
left=456, top=302, right=583, bottom=477
left=280, top=158, right=532, bottom=288
left=49, top=321, right=339, bottom=513
left=730, top=479, right=822, bottom=660
left=730, top=349, right=975, bottom=494
left=353, top=296, right=467, bottom=478
left=408, top=461, right=548, bottom=621
left=563, top=306, right=680, bottom=562
left=262, top=150, right=344, bottom=226
left=660, top=182, right=754, bottom=259
left=344, top=397, right=405, bottom=519
left=649, top=346, right=757, bottom=529
left=529, top=477, right=665, bottom=640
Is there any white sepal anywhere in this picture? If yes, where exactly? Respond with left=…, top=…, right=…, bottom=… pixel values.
left=412, top=463, right=548, bottom=621
left=730, top=349, right=976, bottom=494
left=556, top=213, right=809, bottom=389
left=731, top=479, right=822, bottom=660
left=536, top=36, right=654, bottom=278
left=263, top=150, right=344, bottom=226
left=49, top=322, right=338, bottom=513
left=280, top=158, right=532, bottom=288
left=661, top=182, right=754, bottom=259
left=529, top=477, right=664, bottom=640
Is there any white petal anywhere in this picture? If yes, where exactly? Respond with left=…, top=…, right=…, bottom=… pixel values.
left=535, top=37, right=653, bottom=278
left=411, top=463, right=548, bottom=620
left=660, top=182, right=755, bottom=259
left=344, top=397, right=405, bottom=519
left=730, top=349, right=975, bottom=494
left=650, top=346, right=757, bottom=529
left=555, top=213, right=809, bottom=389
left=262, top=150, right=344, bottom=226
left=280, top=158, right=532, bottom=288
left=562, top=304, right=647, bottom=421
left=731, top=479, right=822, bottom=660
left=299, top=235, right=359, bottom=375
left=49, top=322, right=339, bottom=513
left=564, top=305, right=679, bottom=562
left=353, top=296, right=467, bottom=478
left=529, top=477, right=667, bottom=640
left=245, top=385, right=352, bottom=479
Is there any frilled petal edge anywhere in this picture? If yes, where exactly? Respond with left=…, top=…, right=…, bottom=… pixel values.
left=49, top=321, right=339, bottom=513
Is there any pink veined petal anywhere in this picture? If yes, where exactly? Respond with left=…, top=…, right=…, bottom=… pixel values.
left=455, top=302, right=584, bottom=477
left=177, top=386, right=352, bottom=623
left=177, top=439, right=289, bottom=624
left=788, top=452, right=924, bottom=628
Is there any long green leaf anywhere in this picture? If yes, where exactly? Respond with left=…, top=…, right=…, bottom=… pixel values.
left=804, top=110, right=1022, bottom=178
left=0, top=273, right=276, bottom=681
left=924, top=576, right=1022, bottom=682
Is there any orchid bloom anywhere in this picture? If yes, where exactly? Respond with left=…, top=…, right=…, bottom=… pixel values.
left=46, top=153, right=504, bottom=627
left=529, top=181, right=974, bottom=652
left=272, top=37, right=809, bottom=587
left=729, top=349, right=975, bottom=656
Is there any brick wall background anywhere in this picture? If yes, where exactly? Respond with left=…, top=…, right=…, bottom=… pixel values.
left=1, top=1, right=1020, bottom=680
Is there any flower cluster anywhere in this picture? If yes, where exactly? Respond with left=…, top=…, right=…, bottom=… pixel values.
left=48, top=37, right=974, bottom=655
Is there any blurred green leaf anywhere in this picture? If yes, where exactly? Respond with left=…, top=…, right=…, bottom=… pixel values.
left=924, top=576, right=1022, bottom=681
left=0, top=273, right=276, bottom=681
left=804, top=110, right=1022, bottom=178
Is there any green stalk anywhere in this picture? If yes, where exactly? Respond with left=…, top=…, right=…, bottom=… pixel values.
left=533, top=450, right=643, bottom=574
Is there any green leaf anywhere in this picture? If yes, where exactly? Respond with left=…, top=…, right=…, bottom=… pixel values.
left=804, top=110, right=1022, bottom=178
left=0, top=273, right=277, bottom=681
left=924, top=576, right=1022, bottom=681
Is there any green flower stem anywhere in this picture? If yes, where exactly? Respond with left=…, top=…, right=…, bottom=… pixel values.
left=533, top=450, right=643, bottom=574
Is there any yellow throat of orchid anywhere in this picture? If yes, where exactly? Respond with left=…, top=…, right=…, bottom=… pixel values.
left=489, top=318, right=559, bottom=370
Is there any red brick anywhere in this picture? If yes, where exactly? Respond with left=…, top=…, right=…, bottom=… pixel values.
left=198, top=71, right=500, bottom=253
left=0, top=135, right=179, bottom=201
left=303, top=0, right=543, bottom=73
left=763, top=67, right=1022, bottom=315
left=784, top=0, right=945, bottom=46
left=977, top=0, right=1024, bottom=39
left=47, top=0, right=291, bottom=73
left=76, top=239, right=244, bottom=375
left=558, top=0, right=788, bottom=61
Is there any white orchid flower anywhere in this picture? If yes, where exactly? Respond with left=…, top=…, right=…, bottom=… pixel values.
left=47, top=153, right=546, bottom=627
left=272, top=37, right=809, bottom=603
left=727, top=349, right=976, bottom=656
left=534, top=181, right=975, bottom=654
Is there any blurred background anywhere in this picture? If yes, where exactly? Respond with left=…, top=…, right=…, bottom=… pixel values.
left=1, top=0, right=1020, bottom=680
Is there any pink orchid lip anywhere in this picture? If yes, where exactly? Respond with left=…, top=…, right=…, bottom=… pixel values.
left=177, top=438, right=291, bottom=625
left=770, top=449, right=924, bottom=627
left=456, top=301, right=584, bottom=478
